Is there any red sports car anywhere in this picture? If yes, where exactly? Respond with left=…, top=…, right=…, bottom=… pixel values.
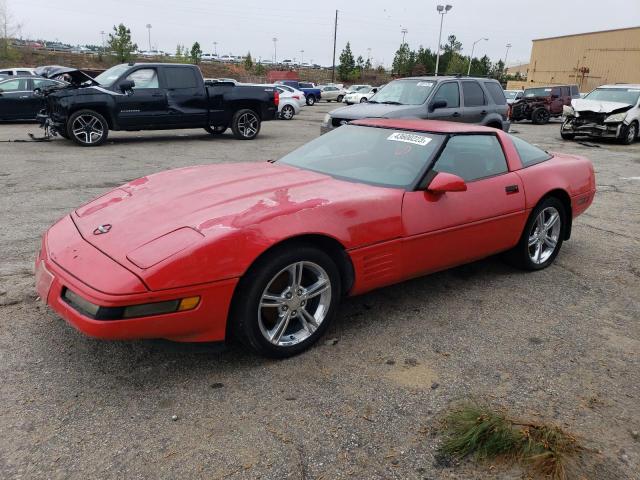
left=35, top=119, right=596, bottom=357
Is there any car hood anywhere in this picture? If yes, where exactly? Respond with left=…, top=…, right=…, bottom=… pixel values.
left=571, top=98, right=633, bottom=114
left=329, top=103, right=416, bottom=120
left=70, top=161, right=403, bottom=287
left=35, top=65, right=98, bottom=86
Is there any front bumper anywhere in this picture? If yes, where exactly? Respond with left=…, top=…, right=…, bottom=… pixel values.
left=562, top=118, right=622, bottom=138
left=36, top=218, right=238, bottom=342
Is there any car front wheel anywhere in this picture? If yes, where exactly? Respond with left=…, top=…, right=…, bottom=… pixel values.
left=337, top=95, right=344, bottom=102
left=619, top=121, right=637, bottom=145
left=531, top=108, right=550, bottom=125
left=280, top=104, right=295, bottom=120
left=67, top=110, right=109, bottom=146
left=230, top=245, right=341, bottom=358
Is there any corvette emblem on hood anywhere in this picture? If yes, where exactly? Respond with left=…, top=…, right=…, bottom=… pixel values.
left=93, top=224, right=112, bottom=235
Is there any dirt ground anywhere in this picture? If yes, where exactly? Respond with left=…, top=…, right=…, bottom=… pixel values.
left=0, top=105, right=638, bottom=479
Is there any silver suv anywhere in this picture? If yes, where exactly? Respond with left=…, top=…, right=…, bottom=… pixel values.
left=321, top=76, right=510, bottom=134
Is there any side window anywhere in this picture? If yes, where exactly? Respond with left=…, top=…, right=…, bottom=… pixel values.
left=509, top=135, right=551, bottom=167
left=164, top=68, right=198, bottom=89
left=432, top=82, right=460, bottom=108
left=462, top=81, right=486, bottom=107
left=551, top=87, right=561, bottom=97
left=0, top=79, right=28, bottom=91
left=17, top=70, right=31, bottom=75
left=484, top=82, right=507, bottom=105
left=560, top=86, right=569, bottom=97
left=33, top=79, right=58, bottom=88
left=570, top=85, right=579, bottom=97
left=433, top=135, right=508, bottom=182
left=126, top=68, right=159, bottom=89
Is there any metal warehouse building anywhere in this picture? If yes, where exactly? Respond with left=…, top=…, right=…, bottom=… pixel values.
left=520, top=26, right=640, bottom=92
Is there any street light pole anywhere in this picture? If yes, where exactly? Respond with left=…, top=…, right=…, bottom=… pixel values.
left=503, top=43, right=512, bottom=70
left=272, top=37, right=278, bottom=64
left=100, top=31, right=106, bottom=54
left=467, top=37, right=488, bottom=76
left=401, top=28, right=408, bottom=45
left=213, top=41, right=217, bottom=56
left=146, top=24, right=152, bottom=52
left=434, top=4, right=452, bottom=76
left=300, top=49, right=304, bottom=65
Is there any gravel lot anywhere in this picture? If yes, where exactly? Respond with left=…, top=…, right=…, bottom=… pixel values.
left=1, top=105, right=639, bottom=479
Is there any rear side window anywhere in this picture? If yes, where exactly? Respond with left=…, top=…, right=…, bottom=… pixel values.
left=433, top=135, right=507, bottom=182
left=433, top=82, right=460, bottom=108
left=17, top=70, right=31, bottom=75
left=33, top=79, right=59, bottom=88
left=0, top=78, right=29, bottom=91
left=164, top=68, right=198, bottom=89
left=299, top=82, right=313, bottom=88
left=561, top=86, right=569, bottom=97
left=570, top=85, right=579, bottom=97
left=509, top=135, right=552, bottom=167
left=484, top=82, right=507, bottom=105
left=462, top=81, right=486, bottom=106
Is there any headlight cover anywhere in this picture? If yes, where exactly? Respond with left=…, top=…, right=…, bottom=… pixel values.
left=604, top=112, right=627, bottom=123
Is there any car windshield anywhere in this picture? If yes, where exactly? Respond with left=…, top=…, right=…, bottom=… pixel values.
left=584, top=88, right=640, bottom=105
left=504, top=91, right=519, bottom=99
left=369, top=79, right=436, bottom=105
left=349, top=86, right=367, bottom=92
left=523, top=87, right=552, bottom=98
left=94, top=64, right=131, bottom=87
left=277, top=125, right=444, bottom=189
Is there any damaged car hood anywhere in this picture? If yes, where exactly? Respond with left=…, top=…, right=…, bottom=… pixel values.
left=571, top=98, right=632, bottom=114
left=35, top=65, right=98, bottom=86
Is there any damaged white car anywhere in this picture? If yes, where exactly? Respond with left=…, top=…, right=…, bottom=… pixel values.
left=561, top=84, right=640, bottom=144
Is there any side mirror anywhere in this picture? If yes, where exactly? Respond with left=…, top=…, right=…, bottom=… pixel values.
left=429, top=99, right=447, bottom=112
left=119, top=79, right=135, bottom=93
left=427, top=172, right=467, bottom=193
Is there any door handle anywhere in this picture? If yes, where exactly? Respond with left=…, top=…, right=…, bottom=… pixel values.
left=20, top=95, right=31, bottom=99
left=480, top=110, right=487, bottom=115
left=451, top=112, right=460, bottom=117
left=505, top=185, right=519, bottom=194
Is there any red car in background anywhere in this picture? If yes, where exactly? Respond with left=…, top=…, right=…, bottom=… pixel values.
left=35, top=119, right=596, bottom=357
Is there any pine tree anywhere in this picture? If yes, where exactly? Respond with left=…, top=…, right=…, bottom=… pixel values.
left=108, top=24, right=137, bottom=63
left=338, top=42, right=356, bottom=81
left=190, top=41, right=202, bottom=64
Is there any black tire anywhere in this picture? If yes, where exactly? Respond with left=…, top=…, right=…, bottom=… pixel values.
left=505, top=197, right=566, bottom=271
left=560, top=131, right=575, bottom=140
left=337, top=95, right=344, bottom=103
left=306, top=95, right=316, bottom=106
left=531, top=108, right=550, bottom=125
left=205, top=125, right=227, bottom=135
left=66, top=109, right=109, bottom=146
left=280, top=104, right=295, bottom=120
left=230, top=109, right=261, bottom=140
left=56, top=129, right=69, bottom=139
left=360, top=97, right=368, bottom=103
left=619, top=121, right=637, bottom=145
left=230, top=244, right=342, bottom=358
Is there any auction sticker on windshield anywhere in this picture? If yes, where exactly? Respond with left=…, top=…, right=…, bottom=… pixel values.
left=387, top=132, right=432, bottom=146
left=416, top=82, right=434, bottom=87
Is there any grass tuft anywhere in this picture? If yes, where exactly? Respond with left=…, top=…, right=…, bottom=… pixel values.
left=439, top=404, right=582, bottom=480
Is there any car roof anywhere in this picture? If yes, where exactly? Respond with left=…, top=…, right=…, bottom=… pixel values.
left=0, top=75, right=43, bottom=81
left=395, top=76, right=497, bottom=82
left=351, top=118, right=499, bottom=134
left=598, top=84, right=640, bottom=89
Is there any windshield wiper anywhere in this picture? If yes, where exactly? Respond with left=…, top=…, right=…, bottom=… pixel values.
left=379, top=101, right=403, bottom=105
left=367, top=100, right=378, bottom=104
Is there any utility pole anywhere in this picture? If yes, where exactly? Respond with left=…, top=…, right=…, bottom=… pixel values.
left=146, top=24, right=152, bottom=52
left=331, top=9, right=338, bottom=83
left=213, top=41, right=217, bottom=56
left=272, top=37, right=278, bottom=64
left=401, top=28, right=408, bottom=45
left=467, top=37, right=488, bottom=76
left=300, top=49, right=304, bottom=65
left=100, top=30, right=106, bottom=54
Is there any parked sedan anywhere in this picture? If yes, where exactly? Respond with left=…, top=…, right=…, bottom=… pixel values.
left=36, top=119, right=595, bottom=358
left=343, top=86, right=379, bottom=104
left=0, top=76, right=65, bottom=121
left=320, top=85, right=347, bottom=103
left=276, top=86, right=304, bottom=120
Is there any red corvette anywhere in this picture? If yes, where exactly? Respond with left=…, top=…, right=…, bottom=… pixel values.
left=35, top=119, right=595, bottom=357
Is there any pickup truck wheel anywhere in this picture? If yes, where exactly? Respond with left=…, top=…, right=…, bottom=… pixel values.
left=205, top=125, right=227, bottom=135
left=619, top=121, right=637, bottom=145
left=67, top=110, right=108, bottom=146
left=531, top=108, right=550, bottom=125
left=280, top=105, right=295, bottom=120
left=306, top=95, right=316, bottom=106
left=231, top=109, right=261, bottom=140
left=337, top=95, right=344, bottom=103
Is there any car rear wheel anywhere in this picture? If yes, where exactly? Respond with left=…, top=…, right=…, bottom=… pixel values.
left=306, top=95, right=316, bottom=106
left=231, top=109, right=261, bottom=140
left=205, top=125, right=227, bottom=135
left=230, top=245, right=341, bottom=358
left=67, top=110, right=108, bottom=146
left=619, top=121, right=637, bottom=145
left=280, top=104, right=295, bottom=120
left=337, top=95, right=344, bottom=102
left=506, top=197, right=565, bottom=270
left=531, top=108, right=550, bottom=125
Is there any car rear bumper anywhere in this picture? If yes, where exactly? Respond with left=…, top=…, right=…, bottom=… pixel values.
left=36, top=219, right=238, bottom=342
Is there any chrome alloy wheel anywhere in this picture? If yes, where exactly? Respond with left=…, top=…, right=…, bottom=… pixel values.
left=258, top=261, right=331, bottom=346
left=281, top=105, right=294, bottom=120
left=528, top=206, right=561, bottom=265
left=72, top=114, right=104, bottom=144
left=627, top=123, right=637, bottom=143
left=237, top=112, right=259, bottom=137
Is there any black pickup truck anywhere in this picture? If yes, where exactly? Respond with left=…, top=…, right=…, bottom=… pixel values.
left=36, top=63, right=279, bottom=146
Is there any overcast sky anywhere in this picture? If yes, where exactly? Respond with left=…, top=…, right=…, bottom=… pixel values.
left=10, top=0, right=640, bottom=67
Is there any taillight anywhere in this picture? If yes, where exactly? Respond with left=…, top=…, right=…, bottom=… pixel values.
left=293, top=95, right=300, bottom=100
left=274, top=90, right=279, bottom=106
